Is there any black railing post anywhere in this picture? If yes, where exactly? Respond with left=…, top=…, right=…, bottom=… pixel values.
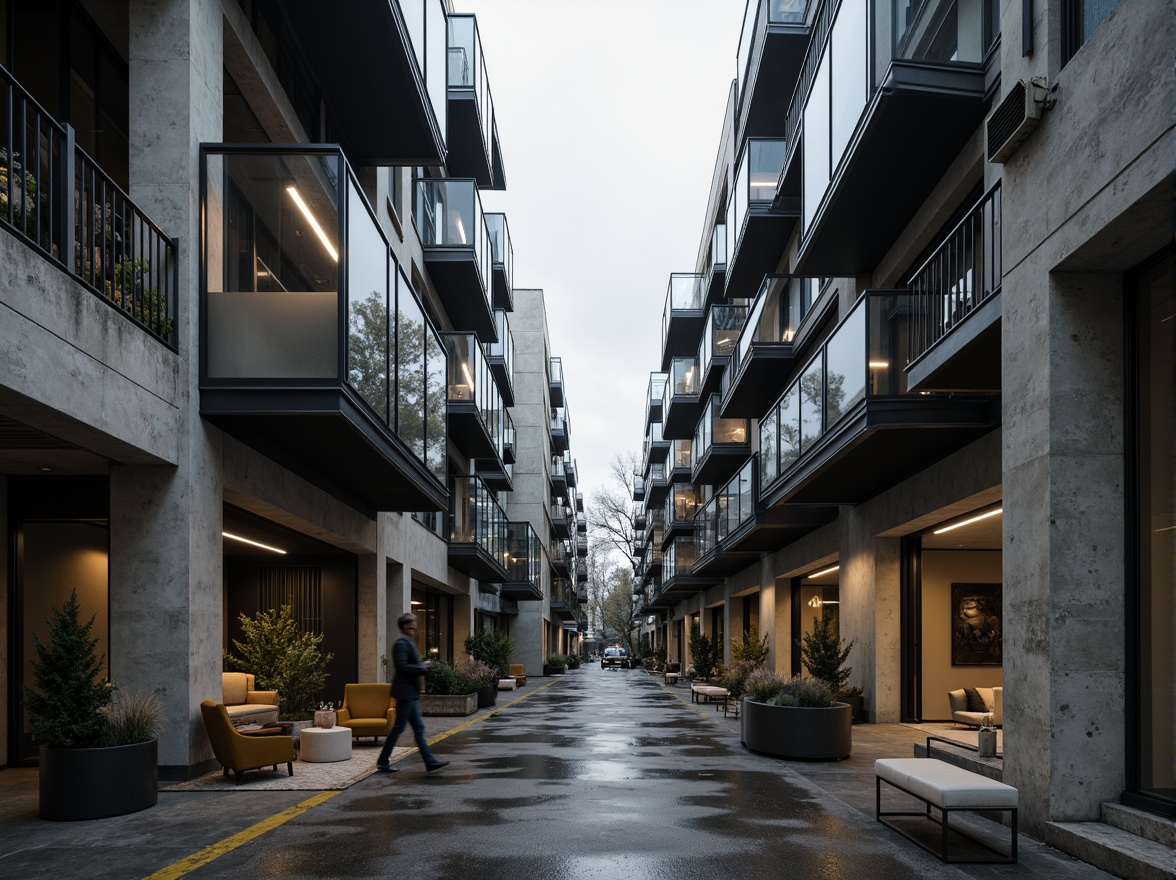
left=57, top=124, right=76, bottom=273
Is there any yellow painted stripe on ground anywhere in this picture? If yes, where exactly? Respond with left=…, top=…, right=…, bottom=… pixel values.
left=142, top=791, right=338, bottom=880
left=143, top=678, right=559, bottom=880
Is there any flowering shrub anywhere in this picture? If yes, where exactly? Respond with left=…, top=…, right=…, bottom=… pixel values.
left=745, top=667, right=787, bottom=703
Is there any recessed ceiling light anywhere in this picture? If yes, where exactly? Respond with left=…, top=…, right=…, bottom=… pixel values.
left=933, top=507, right=1003, bottom=535
left=37, top=466, right=53, bottom=472
left=222, top=531, right=286, bottom=554
left=810, top=564, right=840, bottom=578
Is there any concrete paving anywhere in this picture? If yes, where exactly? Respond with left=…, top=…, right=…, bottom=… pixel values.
left=0, top=666, right=1117, bottom=879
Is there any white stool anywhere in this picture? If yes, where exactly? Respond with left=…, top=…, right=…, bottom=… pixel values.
left=665, top=673, right=680, bottom=685
left=497, top=678, right=517, bottom=691
left=299, top=726, right=352, bottom=763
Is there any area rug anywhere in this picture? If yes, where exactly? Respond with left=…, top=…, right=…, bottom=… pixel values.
left=163, top=746, right=417, bottom=792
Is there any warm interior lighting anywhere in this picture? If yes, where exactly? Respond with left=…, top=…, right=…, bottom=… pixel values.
left=461, top=360, right=475, bottom=391
left=868, top=361, right=889, bottom=368
left=750, top=177, right=777, bottom=189
left=286, top=186, right=339, bottom=262
left=455, top=214, right=468, bottom=245
left=222, top=531, right=287, bottom=555
left=809, top=564, right=840, bottom=578
left=410, top=600, right=424, bottom=607
left=926, top=505, right=1001, bottom=531
left=782, top=329, right=795, bottom=342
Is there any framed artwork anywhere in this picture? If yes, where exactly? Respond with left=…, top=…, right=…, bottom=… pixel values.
left=951, top=583, right=1002, bottom=666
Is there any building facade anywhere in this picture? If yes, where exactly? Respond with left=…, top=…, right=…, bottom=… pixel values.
left=0, top=0, right=583, bottom=780
left=632, top=0, right=1172, bottom=865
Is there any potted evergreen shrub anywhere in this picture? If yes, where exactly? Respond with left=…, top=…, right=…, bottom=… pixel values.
left=460, top=658, right=499, bottom=708
left=464, top=629, right=514, bottom=679
left=420, top=661, right=478, bottom=716
left=543, top=653, right=568, bottom=676
left=27, top=591, right=164, bottom=821
left=224, top=605, right=332, bottom=723
left=740, top=669, right=852, bottom=760
left=688, top=624, right=720, bottom=681
left=799, top=615, right=864, bottom=722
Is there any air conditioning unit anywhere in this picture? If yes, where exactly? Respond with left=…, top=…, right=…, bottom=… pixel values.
left=986, top=78, right=1054, bottom=163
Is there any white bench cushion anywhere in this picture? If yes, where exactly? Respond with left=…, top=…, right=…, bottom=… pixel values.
left=876, top=758, right=1018, bottom=810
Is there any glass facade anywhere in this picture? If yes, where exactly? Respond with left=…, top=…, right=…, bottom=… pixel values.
left=692, top=395, right=750, bottom=473
left=450, top=474, right=508, bottom=569
left=414, top=178, right=492, bottom=298
left=1129, top=254, right=1174, bottom=810
left=727, top=138, right=787, bottom=260
left=444, top=332, right=504, bottom=460
left=203, top=148, right=445, bottom=481
left=696, top=458, right=757, bottom=557
left=448, top=14, right=494, bottom=166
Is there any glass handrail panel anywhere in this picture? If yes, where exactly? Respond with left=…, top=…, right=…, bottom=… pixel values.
left=824, top=298, right=866, bottom=430
left=425, top=0, right=447, bottom=144
left=672, top=439, right=692, bottom=470
left=347, top=178, right=389, bottom=421
left=771, top=0, right=809, bottom=23
left=423, top=320, right=447, bottom=480
left=549, top=356, right=563, bottom=385
left=489, top=308, right=514, bottom=378
left=207, top=151, right=341, bottom=380
left=649, top=462, right=666, bottom=482
left=760, top=406, right=779, bottom=487
left=671, top=356, right=699, bottom=396
left=798, top=352, right=824, bottom=453
left=867, top=291, right=913, bottom=396
left=486, top=212, right=513, bottom=290
left=668, top=272, right=705, bottom=311
left=749, top=138, right=787, bottom=199
left=711, top=222, right=727, bottom=269
left=888, top=0, right=997, bottom=69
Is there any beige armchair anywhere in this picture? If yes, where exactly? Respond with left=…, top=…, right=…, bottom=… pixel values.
left=201, top=700, right=293, bottom=783
left=336, top=683, right=396, bottom=741
left=222, top=672, right=279, bottom=725
left=948, top=686, right=1003, bottom=727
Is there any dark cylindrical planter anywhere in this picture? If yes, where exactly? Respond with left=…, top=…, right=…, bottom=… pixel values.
left=40, top=739, right=158, bottom=821
left=741, top=700, right=852, bottom=760
left=544, top=666, right=566, bottom=676
left=476, top=684, right=498, bottom=708
left=843, top=695, right=864, bottom=723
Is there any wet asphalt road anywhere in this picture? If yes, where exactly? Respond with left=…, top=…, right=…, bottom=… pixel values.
left=190, top=665, right=953, bottom=880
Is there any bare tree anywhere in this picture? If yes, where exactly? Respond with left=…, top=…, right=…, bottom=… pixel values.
left=588, top=451, right=640, bottom=569
left=599, top=566, right=641, bottom=656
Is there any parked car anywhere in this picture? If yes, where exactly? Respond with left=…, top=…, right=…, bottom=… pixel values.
left=601, top=646, right=630, bottom=670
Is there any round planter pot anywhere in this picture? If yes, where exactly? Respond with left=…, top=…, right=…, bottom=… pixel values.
left=476, top=684, right=498, bottom=709
left=313, top=709, right=337, bottom=729
left=40, top=738, right=158, bottom=821
left=843, top=695, right=864, bottom=724
left=741, top=700, right=852, bottom=760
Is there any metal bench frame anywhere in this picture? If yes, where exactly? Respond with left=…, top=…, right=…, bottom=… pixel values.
left=875, top=774, right=1018, bottom=864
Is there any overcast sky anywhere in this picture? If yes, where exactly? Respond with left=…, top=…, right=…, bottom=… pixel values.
left=461, top=0, right=745, bottom=502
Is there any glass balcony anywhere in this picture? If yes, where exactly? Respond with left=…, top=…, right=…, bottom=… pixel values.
left=449, top=474, right=509, bottom=581
left=575, top=558, right=588, bottom=584
left=485, top=212, right=513, bottom=310
left=576, top=509, right=587, bottom=534
left=282, top=0, right=447, bottom=164
left=550, top=455, right=568, bottom=495
left=201, top=146, right=446, bottom=513
left=0, top=64, right=177, bottom=346
left=736, top=0, right=812, bottom=142
left=576, top=533, right=588, bottom=558
left=502, top=410, right=516, bottom=464
left=550, top=404, right=570, bottom=453
left=447, top=14, right=501, bottom=188
left=551, top=538, right=573, bottom=576
left=646, top=372, right=668, bottom=427
left=550, top=577, right=576, bottom=619
left=790, top=0, right=995, bottom=273
left=723, top=275, right=817, bottom=417
left=502, top=522, right=543, bottom=601
left=664, top=355, right=703, bottom=439
left=759, top=291, right=996, bottom=504
left=664, top=536, right=697, bottom=582
left=906, top=183, right=1002, bottom=391
left=633, top=472, right=646, bottom=501
left=697, top=458, right=755, bottom=558
left=670, top=439, right=693, bottom=477
left=699, top=304, right=750, bottom=396
left=485, top=309, right=515, bottom=407
left=661, top=273, right=706, bottom=370
left=704, top=222, right=729, bottom=302
left=725, top=137, right=792, bottom=300
left=692, top=395, right=750, bottom=487
left=444, top=332, right=504, bottom=462
left=414, top=178, right=495, bottom=341
left=551, top=496, right=573, bottom=540
left=665, top=483, right=699, bottom=534
left=564, top=452, right=579, bottom=489
left=549, top=356, right=565, bottom=406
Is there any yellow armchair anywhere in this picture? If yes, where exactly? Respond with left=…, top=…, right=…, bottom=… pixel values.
left=200, top=700, right=293, bottom=784
left=336, top=683, right=396, bottom=741
left=509, top=664, right=527, bottom=686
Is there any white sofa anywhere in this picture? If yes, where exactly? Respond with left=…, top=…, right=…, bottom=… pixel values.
left=947, top=686, right=1002, bottom=727
left=222, top=672, right=280, bottom=725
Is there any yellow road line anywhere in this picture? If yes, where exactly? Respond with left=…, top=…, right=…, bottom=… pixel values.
left=144, top=679, right=560, bottom=879
left=143, top=791, right=337, bottom=880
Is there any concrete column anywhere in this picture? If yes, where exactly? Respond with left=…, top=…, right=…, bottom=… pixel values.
left=385, top=562, right=410, bottom=678
left=772, top=573, right=792, bottom=674
left=843, top=507, right=902, bottom=722
left=356, top=545, right=386, bottom=682
left=1003, top=269, right=1126, bottom=832
left=108, top=0, right=223, bottom=778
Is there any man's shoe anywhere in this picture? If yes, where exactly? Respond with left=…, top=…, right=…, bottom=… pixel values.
left=425, top=761, right=449, bottom=773
left=375, top=763, right=398, bottom=773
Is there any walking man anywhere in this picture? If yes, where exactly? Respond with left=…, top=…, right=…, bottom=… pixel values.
left=376, top=613, right=448, bottom=774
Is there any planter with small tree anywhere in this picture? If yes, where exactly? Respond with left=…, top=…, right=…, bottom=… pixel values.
left=420, top=661, right=478, bottom=716
left=543, top=653, right=568, bottom=676
left=800, top=614, right=864, bottom=723
left=27, top=591, right=164, bottom=821
left=740, top=670, right=852, bottom=760
left=465, top=629, right=513, bottom=706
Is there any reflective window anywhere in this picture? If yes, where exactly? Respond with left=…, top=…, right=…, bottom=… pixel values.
left=425, top=325, right=447, bottom=480
left=802, top=54, right=830, bottom=231
left=799, top=355, right=824, bottom=452
left=347, top=180, right=389, bottom=421
left=825, top=300, right=866, bottom=428
left=830, top=0, right=868, bottom=169
left=397, top=288, right=426, bottom=460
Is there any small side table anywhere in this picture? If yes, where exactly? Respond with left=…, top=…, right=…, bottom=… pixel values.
left=664, top=673, right=680, bottom=686
left=300, top=726, right=352, bottom=763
